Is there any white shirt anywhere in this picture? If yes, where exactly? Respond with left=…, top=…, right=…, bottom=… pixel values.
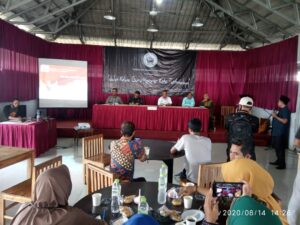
left=158, top=96, right=172, bottom=106
left=173, top=134, right=212, bottom=183
left=288, top=171, right=300, bottom=225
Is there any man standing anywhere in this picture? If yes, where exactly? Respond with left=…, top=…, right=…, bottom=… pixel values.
left=105, top=88, right=123, bottom=105
left=225, top=96, right=259, bottom=161
left=128, top=91, right=143, bottom=105
left=157, top=90, right=172, bottom=106
left=270, top=95, right=291, bottom=169
left=3, top=99, right=22, bottom=120
left=170, top=118, right=212, bottom=183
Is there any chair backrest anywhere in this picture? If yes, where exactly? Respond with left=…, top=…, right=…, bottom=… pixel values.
left=197, top=163, right=223, bottom=189
left=31, top=155, right=63, bottom=196
left=221, top=106, right=235, bottom=116
left=82, top=134, right=104, bottom=160
left=87, top=163, right=116, bottom=194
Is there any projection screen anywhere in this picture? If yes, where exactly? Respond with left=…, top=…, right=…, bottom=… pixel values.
left=38, top=58, right=88, bottom=108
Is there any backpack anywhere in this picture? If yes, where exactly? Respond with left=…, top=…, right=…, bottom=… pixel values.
left=229, top=113, right=253, bottom=141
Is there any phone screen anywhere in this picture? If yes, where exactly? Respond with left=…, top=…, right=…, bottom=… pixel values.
left=213, top=182, right=243, bottom=198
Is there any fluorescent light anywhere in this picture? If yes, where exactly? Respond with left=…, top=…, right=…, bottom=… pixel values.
left=297, top=71, right=300, bottom=82
left=156, top=0, right=163, bottom=4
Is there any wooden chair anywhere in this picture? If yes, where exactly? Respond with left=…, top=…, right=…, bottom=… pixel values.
left=86, top=163, right=116, bottom=194
left=0, top=156, right=62, bottom=224
left=197, top=163, right=223, bottom=195
left=220, top=106, right=235, bottom=128
left=82, top=134, right=110, bottom=184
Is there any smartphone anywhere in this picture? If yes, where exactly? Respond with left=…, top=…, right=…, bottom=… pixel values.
left=212, top=182, right=243, bottom=198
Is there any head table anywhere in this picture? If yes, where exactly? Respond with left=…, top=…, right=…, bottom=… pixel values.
left=92, top=104, right=209, bottom=134
left=74, top=182, right=206, bottom=225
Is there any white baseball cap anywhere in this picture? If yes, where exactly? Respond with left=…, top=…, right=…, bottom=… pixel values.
left=239, top=97, right=254, bottom=107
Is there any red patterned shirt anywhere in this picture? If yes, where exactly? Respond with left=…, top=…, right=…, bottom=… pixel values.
left=110, top=137, right=145, bottom=181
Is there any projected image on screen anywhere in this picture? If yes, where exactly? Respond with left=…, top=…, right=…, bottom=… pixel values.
left=39, top=58, right=88, bottom=108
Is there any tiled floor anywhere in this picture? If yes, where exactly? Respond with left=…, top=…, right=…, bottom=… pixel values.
left=0, top=138, right=298, bottom=212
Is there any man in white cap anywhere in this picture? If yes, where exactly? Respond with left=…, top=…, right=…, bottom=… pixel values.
left=225, top=96, right=259, bottom=161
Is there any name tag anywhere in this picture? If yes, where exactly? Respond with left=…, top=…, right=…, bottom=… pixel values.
left=147, top=106, right=158, bottom=111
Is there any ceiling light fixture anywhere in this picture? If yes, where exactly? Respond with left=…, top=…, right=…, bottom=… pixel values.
left=104, top=10, right=116, bottom=20
left=192, top=17, right=203, bottom=27
left=147, top=23, right=159, bottom=32
left=156, top=0, right=163, bottom=5
left=149, top=7, right=158, bottom=16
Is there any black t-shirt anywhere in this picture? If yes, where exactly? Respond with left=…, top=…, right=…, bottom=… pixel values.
left=3, top=105, right=21, bottom=120
left=226, top=111, right=259, bottom=153
left=128, top=97, right=143, bottom=105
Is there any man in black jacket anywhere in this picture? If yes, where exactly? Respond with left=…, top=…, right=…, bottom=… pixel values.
left=225, top=96, right=259, bottom=161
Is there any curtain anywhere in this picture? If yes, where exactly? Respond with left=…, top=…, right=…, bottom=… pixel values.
left=195, top=37, right=298, bottom=112
left=0, top=19, right=298, bottom=120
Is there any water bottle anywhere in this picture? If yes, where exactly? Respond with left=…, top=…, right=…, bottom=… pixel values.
left=157, top=176, right=167, bottom=204
left=36, top=110, right=40, bottom=121
left=138, top=196, right=149, bottom=215
left=157, top=163, right=168, bottom=204
left=160, top=164, right=168, bottom=185
left=111, top=179, right=120, bottom=213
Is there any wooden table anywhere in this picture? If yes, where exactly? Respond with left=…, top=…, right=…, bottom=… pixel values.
left=74, top=182, right=205, bottom=225
left=0, top=146, right=34, bottom=178
left=142, top=139, right=185, bottom=183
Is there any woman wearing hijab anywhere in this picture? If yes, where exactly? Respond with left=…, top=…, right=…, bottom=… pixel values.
left=124, top=214, right=159, bottom=225
left=221, top=158, right=288, bottom=225
left=203, top=183, right=282, bottom=225
left=11, top=165, right=106, bottom=225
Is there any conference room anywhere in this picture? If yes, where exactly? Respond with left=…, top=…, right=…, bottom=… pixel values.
left=0, top=0, right=300, bottom=225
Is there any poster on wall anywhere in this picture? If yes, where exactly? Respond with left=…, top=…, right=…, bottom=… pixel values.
left=103, top=47, right=197, bottom=95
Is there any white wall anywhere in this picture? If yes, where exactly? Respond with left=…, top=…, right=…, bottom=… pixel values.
left=0, top=99, right=38, bottom=121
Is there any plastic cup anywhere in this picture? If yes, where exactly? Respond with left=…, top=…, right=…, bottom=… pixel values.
left=183, top=195, right=193, bottom=209
left=92, top=193, right=102, bottom=207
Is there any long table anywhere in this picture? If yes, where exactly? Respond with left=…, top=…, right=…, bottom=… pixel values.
left=92, top=104, right=209, bottom=133
left=0, top=119, right=57, bottom=157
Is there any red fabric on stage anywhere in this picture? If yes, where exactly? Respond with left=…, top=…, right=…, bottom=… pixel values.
left=92, top=104, right=209, bottom=133
left=0, top=119, right=57, bottom=156
left=0, top=19, right=298, bottom=117
left=195, top=37, right=298, bottom=112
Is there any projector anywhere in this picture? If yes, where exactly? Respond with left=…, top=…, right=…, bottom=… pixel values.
left=77, top=123, right=91, bottom=129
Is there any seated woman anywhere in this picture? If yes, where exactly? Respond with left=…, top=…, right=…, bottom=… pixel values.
left=221, top=158, right=288, bottom=225
left=124, top=214, right=159, bottom=225
left=199, top=93, right=214, bottom=130
left=11, top=165, right=106, bottom=225
left=182, top=92, right=195, bottom=107
left=203, top=186, right=282, bottom=225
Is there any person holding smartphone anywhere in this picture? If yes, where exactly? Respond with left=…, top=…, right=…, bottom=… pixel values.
left=203, top=182, right=282, bottom=225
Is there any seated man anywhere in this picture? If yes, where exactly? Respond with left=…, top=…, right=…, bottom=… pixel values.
left=170, top=118, right=212, bottom=183
left=157, top=90, right=172, bottom=106
left=3, top=99, right=22, bottom=120
left=182, top=92, right=195, bottom=107
left=128, top=91, right=143, bottom=105
left=200, top=93, right=214, bottom=130
left=105, top=88, right=123, bottom=105
left=110, top=121, right=147, bottom=181
left=229, top=139, right=251, bottom=161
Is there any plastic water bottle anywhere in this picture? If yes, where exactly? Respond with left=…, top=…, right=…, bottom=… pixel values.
left=160, top=164, right=168, bottom=185
left=157, top=176, right=167, bottom=204
left=157, top=163, right=168, bottom=204
left=111, top=179, right=120, bottom=213
left=36, top=110, right=40, bottom=121
left=138, top=196, right=149, bottom=215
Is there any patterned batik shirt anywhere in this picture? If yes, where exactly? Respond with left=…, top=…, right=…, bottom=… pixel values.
left=110, top=137, right=145, bottom=181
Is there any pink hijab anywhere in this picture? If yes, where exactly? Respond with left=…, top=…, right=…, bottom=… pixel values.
left=11, top=165, right=102, bottom=225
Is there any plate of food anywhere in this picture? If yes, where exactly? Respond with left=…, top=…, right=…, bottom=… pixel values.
left=181, top=210, right=205, bottom=222
left=119, top=206, right=134, bottom=218
left=123, top=195, right=135, bottom=204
